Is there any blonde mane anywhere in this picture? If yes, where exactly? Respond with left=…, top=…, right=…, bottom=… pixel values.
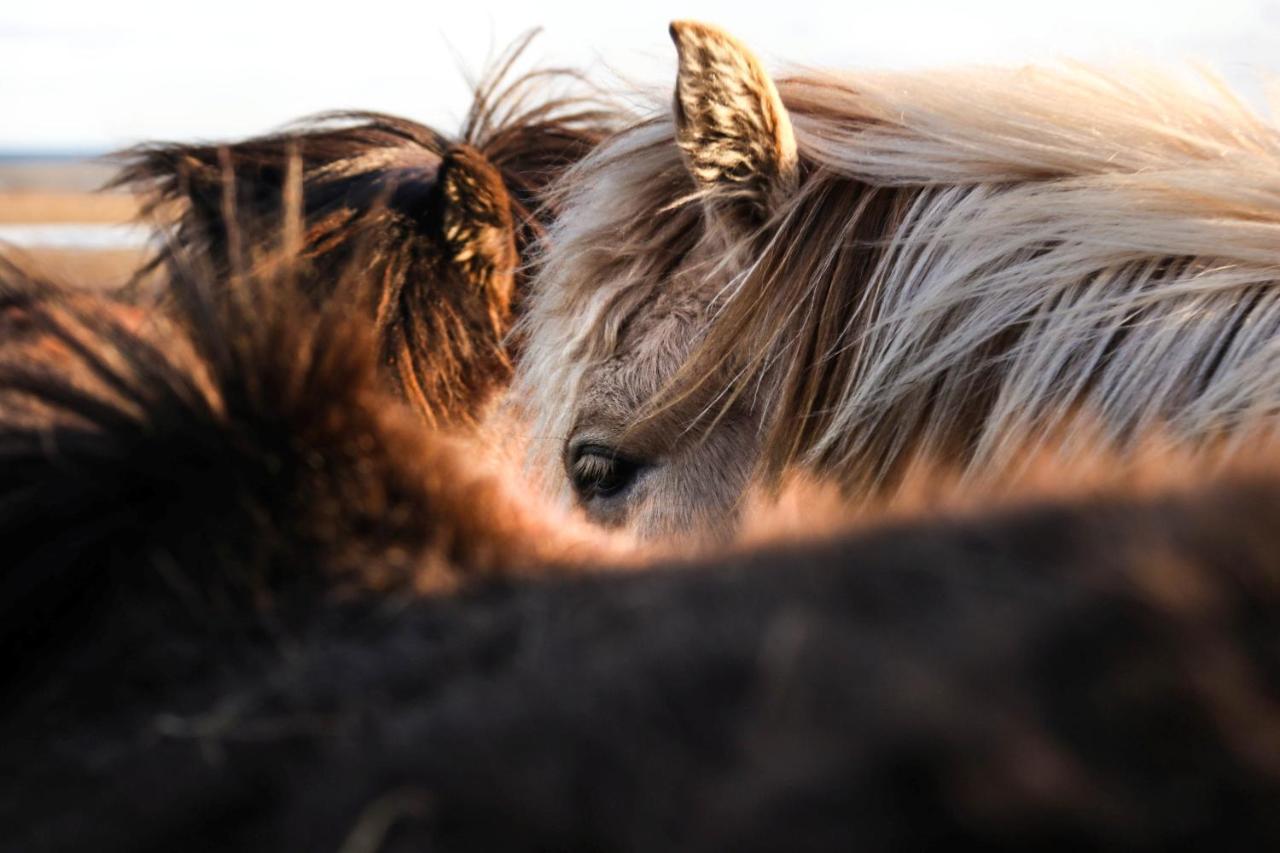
left=518, top=59, right=1280, bottom=498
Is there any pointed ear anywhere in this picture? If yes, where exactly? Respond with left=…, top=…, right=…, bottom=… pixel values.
left=437, top=144, right=518, bottom=319
left=669, top=20, right=798, bottom=232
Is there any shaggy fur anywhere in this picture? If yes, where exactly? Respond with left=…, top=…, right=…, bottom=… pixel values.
left=7, top=416, right=1280, bottom=848
left=516, top=21, right=1280, bottom=538
left=4, top=257, right=1280, bottom=849
left=117, top=32, right=621, bottom=427
left=0, top=258, right=624, bottom=694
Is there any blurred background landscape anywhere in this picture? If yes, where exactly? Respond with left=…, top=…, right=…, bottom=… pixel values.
left=0, top=154, right=144, bottom=286
left=5, top=0, right=1280, bottom=286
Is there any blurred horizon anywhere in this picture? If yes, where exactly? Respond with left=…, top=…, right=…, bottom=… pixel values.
left=5, top=0, right=1280, bottom=152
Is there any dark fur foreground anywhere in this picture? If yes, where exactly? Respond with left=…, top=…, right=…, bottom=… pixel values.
left=2, top=263, right=1279, bottom=850
left=0, top=257, right=566, bottom=687
left=114, top=33, right=619, bottom=426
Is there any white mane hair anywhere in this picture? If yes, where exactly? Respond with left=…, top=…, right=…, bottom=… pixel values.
left=515, top=41, right=1280, bottom=502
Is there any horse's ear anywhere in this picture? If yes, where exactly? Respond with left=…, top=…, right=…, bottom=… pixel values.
left=436, top=144, right=518, bottom=313
left=669, top=20, right=798, bottom=233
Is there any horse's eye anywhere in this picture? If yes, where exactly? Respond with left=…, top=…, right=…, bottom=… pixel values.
left=569, top=445, right=643, bottom=501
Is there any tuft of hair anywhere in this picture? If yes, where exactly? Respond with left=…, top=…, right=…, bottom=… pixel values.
left=113, top=31, right=624, bottom=427
left=519, top=21, right=1280, bottom=498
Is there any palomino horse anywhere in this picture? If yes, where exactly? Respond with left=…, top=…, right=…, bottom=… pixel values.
left=515, top=21, right=1280, bottom=539
left=117, top=33, right=621, bottom=427
left=4, top=256, right=1280, bottom=850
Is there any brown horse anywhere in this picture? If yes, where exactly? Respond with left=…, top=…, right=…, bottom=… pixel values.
left=4, top=251, right=1280, bottom=848
left=117, top=33, right=622, bottom=427
left=0, top=244, right=629, bottom=681
left=515, top=21, right=1280, bottom=539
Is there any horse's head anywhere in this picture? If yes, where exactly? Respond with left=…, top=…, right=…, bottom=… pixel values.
left=518, top=20, right=1280, bottom=541
left=516, top=22, right=809, bottom=541
left=118, top=36, right=620, bottom=429
left=120, top=124, right=523, bottom=428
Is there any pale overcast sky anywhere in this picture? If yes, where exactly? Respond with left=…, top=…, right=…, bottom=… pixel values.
left=3, top=1, right=1280, bottom=150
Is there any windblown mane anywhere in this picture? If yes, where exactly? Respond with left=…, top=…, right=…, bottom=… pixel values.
left=521, top=61, right=1280, bottom=493
left=115, top=32, right=623, bottom=427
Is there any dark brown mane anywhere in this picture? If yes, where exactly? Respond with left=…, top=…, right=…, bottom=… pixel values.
left=112, top=32, right=624, bottom=427
left=457, top=32, right=624, bottom=269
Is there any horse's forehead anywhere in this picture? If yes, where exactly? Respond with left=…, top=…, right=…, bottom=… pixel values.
left=630, top=284, right=708, bottom=347
left=614, top=273, right=714, bottom=370
left=569, top=281, right=709, bottom=428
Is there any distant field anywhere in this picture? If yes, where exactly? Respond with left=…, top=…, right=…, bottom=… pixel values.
left=0, top=158, right=150, bottom=288
left=0, top=158, right=117, bottom=193
left=0, top=191, right=140, bottom=224
left=4, top=246, right=150, bottom=287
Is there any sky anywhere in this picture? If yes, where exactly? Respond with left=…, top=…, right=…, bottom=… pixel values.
left=4, top=0, right=1280, bottom=151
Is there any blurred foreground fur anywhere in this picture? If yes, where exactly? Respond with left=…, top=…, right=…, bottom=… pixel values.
left=115, top=32, right=622, bottom=427
left=3, top=255, right=1280, bottom=849
left=0, top=253, right=621, bottom=682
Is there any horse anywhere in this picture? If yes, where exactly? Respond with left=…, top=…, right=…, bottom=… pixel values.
left=116, top=32, right=622, bottom=428
left=514, top=20, right=1280, bottom=540
left=4, top=250, right=1280, bottom=849
left=0, top=246, right=620, bottom=624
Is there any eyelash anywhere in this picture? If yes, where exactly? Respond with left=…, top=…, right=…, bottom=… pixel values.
left=569, top=445, right=643, bottom=500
